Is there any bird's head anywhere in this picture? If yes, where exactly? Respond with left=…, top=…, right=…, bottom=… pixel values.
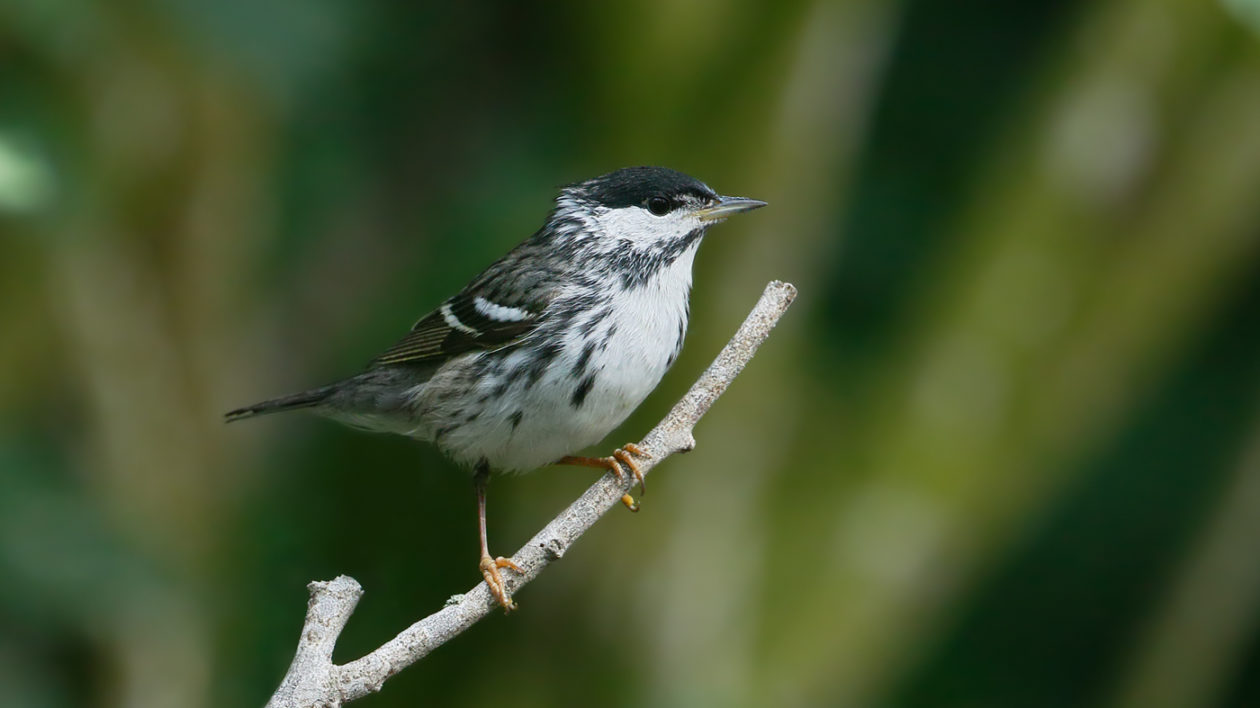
left=549, top=167, right=766, bottom=256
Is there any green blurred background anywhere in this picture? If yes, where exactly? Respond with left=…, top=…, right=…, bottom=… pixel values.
left=4, top=0, right=1260, bottom=706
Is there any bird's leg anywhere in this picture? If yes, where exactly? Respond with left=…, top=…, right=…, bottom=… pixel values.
left=475, top=462, right=522, bottom=612
left=556, top=443, right=651, bottom=511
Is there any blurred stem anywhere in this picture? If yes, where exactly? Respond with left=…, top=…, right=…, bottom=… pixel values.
left=38, top=7, right=272, bottom=705
left=1108, top=392, right=1260, bottom=708
left=761, top=1, right=1260, bottom=704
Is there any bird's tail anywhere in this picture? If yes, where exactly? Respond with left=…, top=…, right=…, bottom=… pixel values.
left=224, top=385, right=335, bottom=422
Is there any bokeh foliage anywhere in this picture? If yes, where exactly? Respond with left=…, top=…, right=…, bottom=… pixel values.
left=3, top=1, right=1260, bottom=706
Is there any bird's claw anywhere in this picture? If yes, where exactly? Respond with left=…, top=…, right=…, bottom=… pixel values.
left=608, top=443, right=650, bottom=511
left=614, top=442, right=650, bottom=496
left=479, top=554, right=523, bottom=612
left=556, top=443, right=651, bottom=511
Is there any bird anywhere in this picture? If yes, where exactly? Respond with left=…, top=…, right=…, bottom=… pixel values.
left=226, top=166, right=766, bottom=610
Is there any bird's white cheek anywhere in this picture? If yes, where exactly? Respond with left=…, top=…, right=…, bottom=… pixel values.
left=596, top=207, right=697, bottom=247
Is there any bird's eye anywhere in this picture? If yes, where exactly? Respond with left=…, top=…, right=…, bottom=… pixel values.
left=646, top=196, right=671, bottom=216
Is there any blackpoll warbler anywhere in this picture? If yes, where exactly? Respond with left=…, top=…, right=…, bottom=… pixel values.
left=228, top=166, right=765, bottom=609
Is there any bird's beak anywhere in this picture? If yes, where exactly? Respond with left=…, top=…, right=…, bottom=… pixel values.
left=696, top=195, right=768, bottom=223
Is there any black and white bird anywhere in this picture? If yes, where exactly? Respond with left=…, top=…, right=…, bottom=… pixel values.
left=227, top=166, right=765, bottom=609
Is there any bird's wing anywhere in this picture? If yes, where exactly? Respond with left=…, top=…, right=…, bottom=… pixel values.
left=369, top=280, right=554, bottom=368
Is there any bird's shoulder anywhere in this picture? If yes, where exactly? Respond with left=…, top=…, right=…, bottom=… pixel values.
left=368, top=237, right=566, bottom=368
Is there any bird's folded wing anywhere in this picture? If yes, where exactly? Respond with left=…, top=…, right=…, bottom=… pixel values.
left=369, top=290, right=547, bottom=367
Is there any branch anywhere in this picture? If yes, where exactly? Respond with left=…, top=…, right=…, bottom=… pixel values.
left=266, top=280, right=798, bottom=707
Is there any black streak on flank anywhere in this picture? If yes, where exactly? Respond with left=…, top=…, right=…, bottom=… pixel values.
left=579, top=310, right=605, bottom=338
left=509, top=410, right=523, bottom=430
left=523, top=340, right=562, bottom=388
left=666, top=318, right=686, bottom=368
left=571, top=374, right=596, bottom=408
left=574, top=341, right=596, bottom=377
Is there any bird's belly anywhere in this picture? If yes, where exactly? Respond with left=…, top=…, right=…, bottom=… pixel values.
left=423, top=292, right=688, bottom=472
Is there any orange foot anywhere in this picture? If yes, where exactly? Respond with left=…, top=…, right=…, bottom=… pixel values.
left=557, top=443, right=652, bottom=511
left=480, top=554, right=523, bottom=612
